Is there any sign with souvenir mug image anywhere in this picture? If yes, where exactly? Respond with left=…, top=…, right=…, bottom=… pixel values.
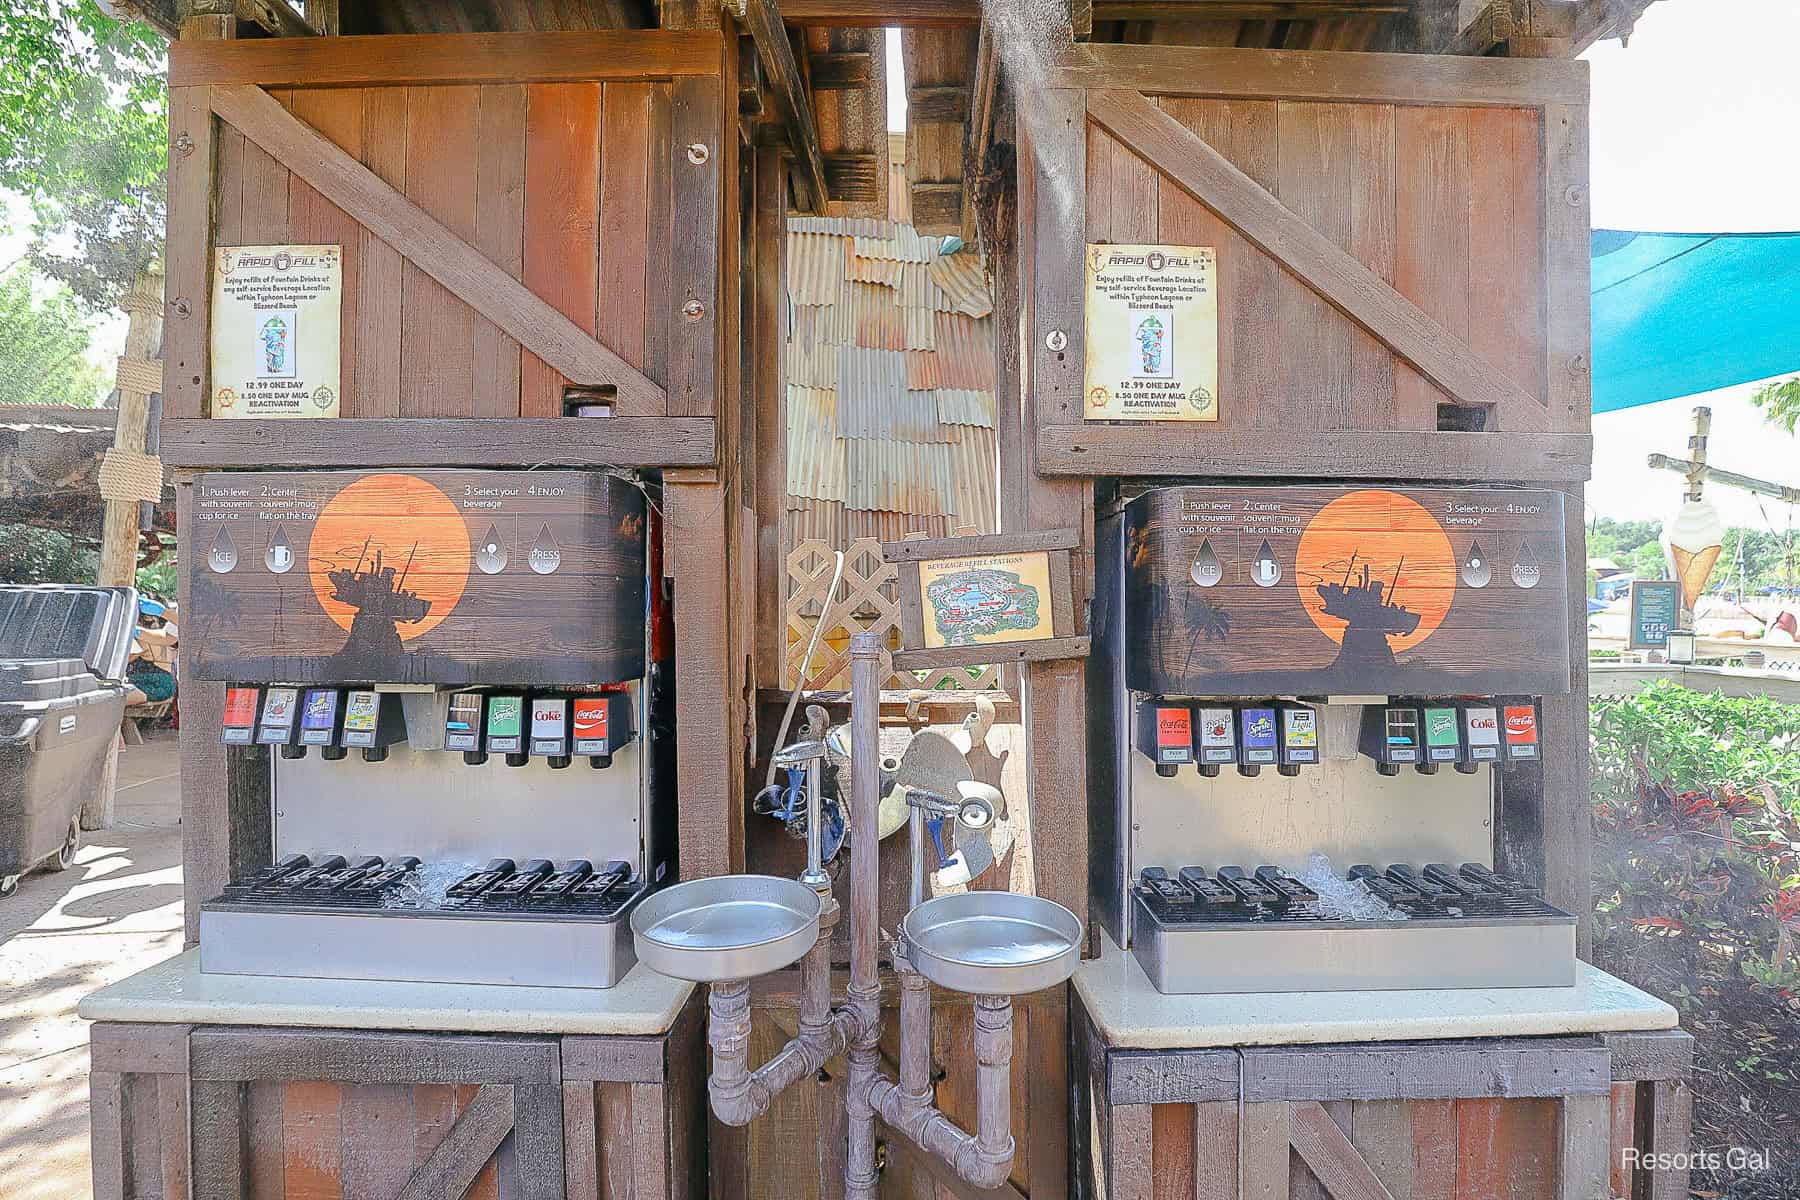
left=211, top=244, right=343, bottom=419
left=1084, top=242, right=1219, bottom=422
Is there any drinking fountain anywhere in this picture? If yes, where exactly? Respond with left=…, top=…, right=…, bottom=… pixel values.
left=630, top=631, right=1083, bottom=1195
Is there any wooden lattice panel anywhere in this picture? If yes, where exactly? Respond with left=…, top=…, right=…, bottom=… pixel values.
left=783, top=537, right=1001, bottom=691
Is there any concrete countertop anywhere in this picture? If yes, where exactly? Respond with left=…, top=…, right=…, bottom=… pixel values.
left=1075, top=933, right=1678, bottom=1049
left=79, top=949, right=694, bottom=1037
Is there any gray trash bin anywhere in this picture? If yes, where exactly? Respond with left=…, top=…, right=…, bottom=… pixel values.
left=0, top=585, right=139, bottom=896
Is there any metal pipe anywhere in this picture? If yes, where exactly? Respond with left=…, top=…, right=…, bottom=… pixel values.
left=705, top=931, right=856, bottom=1127
left=845, top=631, right=884, bottom=1200
left=800, top=753, right=829, bottom=889
left=909, top=799, right=927, bottom=912
left=865, top=992, right=1016, bottom=1190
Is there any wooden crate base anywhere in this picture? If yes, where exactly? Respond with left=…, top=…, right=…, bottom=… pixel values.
left=1072, top=996, right=1693, bottom=1200
left=88, top=997, right=704, bottom=1200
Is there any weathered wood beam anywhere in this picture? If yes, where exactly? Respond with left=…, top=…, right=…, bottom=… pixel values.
left=728, top=0, right=829, bottom=213
left=1095, top=0, right=1403, bottom=16
left=778, top=0, right=980, bottom=26
left=909, top=85, right=969, bottom=124
left=170, top=30, right=722, bottom=87
left=232, top=0, right=318, bottom=36
left=162, top=417, right=716, bottom=469
left=823, top=152, right=883, bottom=202
left=1288, top=1101, right=1399, bottom=1200
left=809, top=51, right=873, bottom=89
left=909, top=182, right=963, bottom=233
left=207, top=83, right=668, bottom=413
left=396, top=1087, right=516, bottom=1200
left=1085, top=87, right=1539, bottom=414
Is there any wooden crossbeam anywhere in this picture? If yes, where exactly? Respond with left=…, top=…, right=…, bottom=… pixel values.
left=1084, top=87, right=1539, bottom=414
left=733, top=0, right=831, bottom=213
left=396, top=1086, right=515, bottom=1200
left=207, top=84, right=668, bottom=414
left=1288, top=1101, right=1399, bottom=1200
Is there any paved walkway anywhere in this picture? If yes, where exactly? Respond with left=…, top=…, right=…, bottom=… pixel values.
left=0, top=732, right=182, bottom=1200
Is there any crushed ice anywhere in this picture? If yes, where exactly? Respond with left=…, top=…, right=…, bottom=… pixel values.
left=1298, top=853, right=1408, bottom=922
left=380, top=859, right=481, bottom=909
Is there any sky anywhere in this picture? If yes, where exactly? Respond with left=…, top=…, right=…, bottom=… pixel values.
left=1574, top=0, right=1798, bottom=529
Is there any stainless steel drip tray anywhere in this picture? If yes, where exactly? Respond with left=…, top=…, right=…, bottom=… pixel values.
left=199, top=889, right=644, bottom=989
left=1129, top=892, right=1577, bottom=994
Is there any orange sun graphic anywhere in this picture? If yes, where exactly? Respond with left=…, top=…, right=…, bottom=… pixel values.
left=308, top=474, right=470, bottom=641
left=1294, top=490, right=1456, bottom=653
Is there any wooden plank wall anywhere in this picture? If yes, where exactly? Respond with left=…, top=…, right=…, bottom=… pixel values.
left=210, top=82, right=673, bottom=420
left=1084, top=99, right=1548, bottom=435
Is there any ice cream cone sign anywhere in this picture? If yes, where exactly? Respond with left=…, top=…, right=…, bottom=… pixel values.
left=1661, top=496, right=1724, bottom=618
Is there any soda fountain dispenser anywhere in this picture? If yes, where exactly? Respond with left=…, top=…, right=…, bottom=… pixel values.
left=189, top=469, right=670, bottom=989
left=1092, top=484, right=1579, bottom=993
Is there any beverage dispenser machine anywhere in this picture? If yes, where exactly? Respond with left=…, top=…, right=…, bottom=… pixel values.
left=186, top=469, right=670, bottom=988
left=1092, top=484, right=1577, bottom=993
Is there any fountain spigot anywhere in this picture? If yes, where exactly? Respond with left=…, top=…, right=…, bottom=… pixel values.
left=772, top=736, right=833, bottom=892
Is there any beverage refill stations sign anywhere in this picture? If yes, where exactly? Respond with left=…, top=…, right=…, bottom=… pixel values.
left=1084, top=243, right=1219, bottom=422
left=211, top=245, right=343, bottom=418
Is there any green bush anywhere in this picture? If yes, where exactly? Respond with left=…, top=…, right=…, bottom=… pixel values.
left=1592, top=680, right=1800, bottom=815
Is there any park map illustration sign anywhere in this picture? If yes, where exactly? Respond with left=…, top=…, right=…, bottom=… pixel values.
left=211, top=244, right=343, bottom=419
left=882, top=532, right=1089, bottom=671
left=1084, top=243, right=1219, bottom=422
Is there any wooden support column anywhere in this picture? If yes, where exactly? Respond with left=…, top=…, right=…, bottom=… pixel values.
left=1018, top=85, right=1092, bottom=943
left=752, top=144, right=788, bottom=691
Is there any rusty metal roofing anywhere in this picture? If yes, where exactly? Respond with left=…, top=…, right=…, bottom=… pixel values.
left=927, top=251, right=993, bottom=318
left=784, top=212, right=998, bottom=530
left=931, top=389, right=996, bottom=428
left=786, top=386, right=846, bottom=503
left=840, top=386, right=953, bottom=445
left=946, top=424, right=998, bottom=531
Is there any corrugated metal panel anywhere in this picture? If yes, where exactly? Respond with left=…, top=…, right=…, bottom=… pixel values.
left=787, top=339, right=839, bottom=390
left=835, top=346, right=908, bottom=422
left=854, top=304, right=908, bottom=352
left=788, top=232, right=846, bottom=305
left=845, top=247, right=903, bottom=287
left=902, top=306, right=936, bottom=352
left=786, top=498, right=846, bottom=550
left=846, top=508, right=949, bottom=544
left=932, top=389, right=995, bottom=428
left=946, top=424, right=999, bottom=533
left=931, top=313, right=997, bottom=388
left=892, top=262, right=943, bottom=311
left=814, top=282, right=896, bottom=345
left=844, top=440, right=954, bottom=515
left=791, top=302, right=821, bottom=345
left=840, top=387, right=952, bottom=444
left=853, top=226, right=935, bottom=264
left=786, top=386, right=846, bottom=503
left=927, top=251, right=993, bottom=318
left=790, top=216, right=900, bottom=238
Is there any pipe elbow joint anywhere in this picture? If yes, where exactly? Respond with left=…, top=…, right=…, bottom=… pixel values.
left=955, top=1136, right=1017, bottom=1190
left=707, top=1076, right=770, bottom=1127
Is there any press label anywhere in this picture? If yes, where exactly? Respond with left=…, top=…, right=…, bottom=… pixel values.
left=1197, top=707, right=1236, bottom=762
left=1424, top=707, right=1461, bottom=761
left=299, top=689, right=339, bottom=745
left=1280, top=707, right=1319, bottom=763
left=1240, top=708, right=1278, bottom=764
left=572, top=698, right=612, bottom=755
left=486, top=695, right=523, bottom=752
left=1504, top=704, right=1540, bottom=758
left=1152, top=707, right=1194, bottom=763
left=341, top=690, right=380, bottom=746
left=1464, top=706, right=1501, bottom=760
left=530, top=698, right=569, bottom=754
left=445, top=692, right=483, bottom=752
left=222, top=686, right=259, bottom=744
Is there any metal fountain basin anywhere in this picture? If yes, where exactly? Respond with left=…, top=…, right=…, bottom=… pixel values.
left=902, top=892, right=1083, bottom=996
left=631, top=875, right=821, bottom=983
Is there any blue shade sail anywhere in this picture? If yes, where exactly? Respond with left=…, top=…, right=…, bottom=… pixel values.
left=1592, top=230, right=1800, bottom=413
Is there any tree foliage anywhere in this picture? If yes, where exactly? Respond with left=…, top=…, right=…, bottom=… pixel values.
left=0, top=265, right=105, bottom=405
left=1751, top=376, right=1800, bottom=436
left=0, top=2, right=166, bottom=308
